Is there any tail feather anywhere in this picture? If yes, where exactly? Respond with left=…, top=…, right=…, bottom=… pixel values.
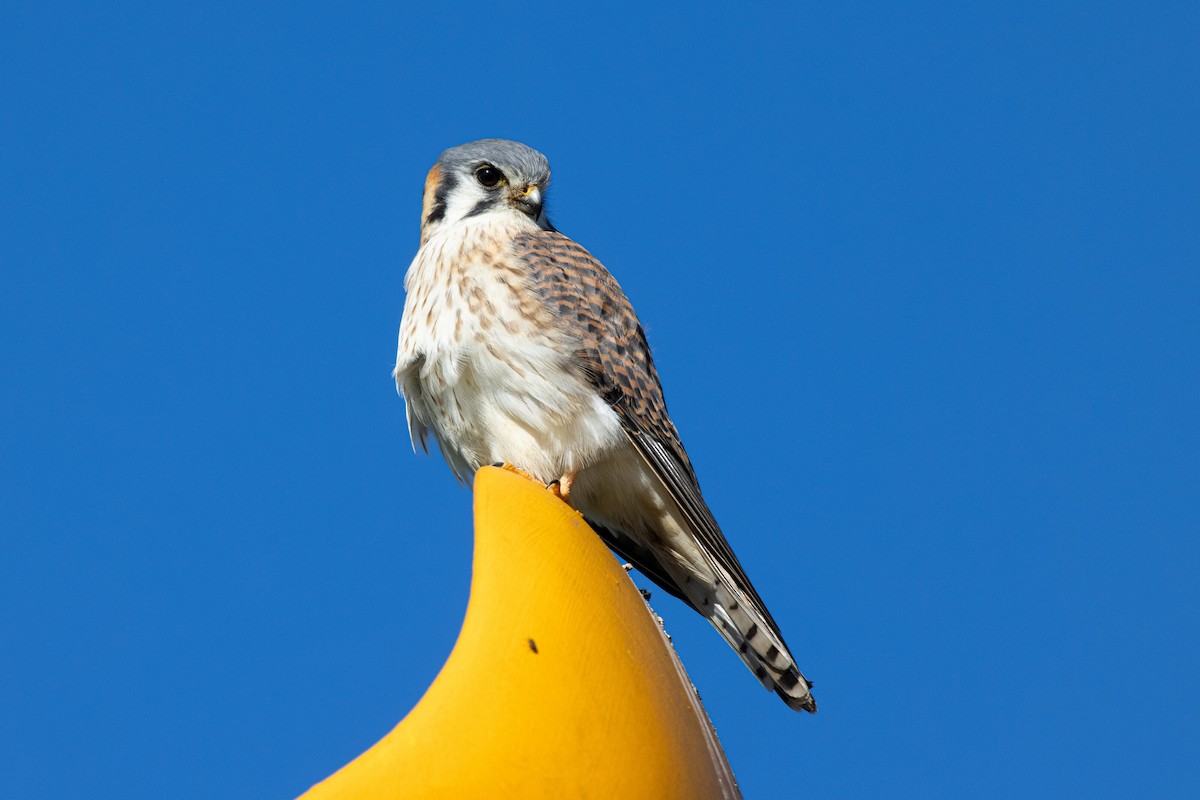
left=581, top=513, right=818, bottom=712
left=708, top=579, right=817, bottom=713
left=615, top=430, right=816, bottom=713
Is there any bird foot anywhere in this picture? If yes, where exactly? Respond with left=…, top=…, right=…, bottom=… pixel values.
left=492, top=462, right=540, bottom=484
left=492, top=463, right=577, bottom=504
left=547, top=468, right=579, bottom=503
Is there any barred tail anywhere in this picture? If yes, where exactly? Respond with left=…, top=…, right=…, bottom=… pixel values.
left=707, top=579, right=817, bottom=713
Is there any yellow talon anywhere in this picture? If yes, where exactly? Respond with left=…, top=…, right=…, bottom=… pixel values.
left=551, top=468, right=579, bottom=503
left=495, top=462, right=539, bottom=484
left=495, top=463, right=577, bottom=504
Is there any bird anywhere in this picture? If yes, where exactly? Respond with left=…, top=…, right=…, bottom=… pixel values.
left=394, top=138, right=816, bottom=713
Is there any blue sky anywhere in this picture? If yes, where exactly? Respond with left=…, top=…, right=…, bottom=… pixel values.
left=2, top=1, right=1197, bottom=797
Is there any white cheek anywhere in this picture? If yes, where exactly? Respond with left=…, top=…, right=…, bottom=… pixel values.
left=441, top=182, right=491, bottom=226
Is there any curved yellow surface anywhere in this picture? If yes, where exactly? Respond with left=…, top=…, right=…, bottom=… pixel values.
left=300, top=465, right=740, bottom=799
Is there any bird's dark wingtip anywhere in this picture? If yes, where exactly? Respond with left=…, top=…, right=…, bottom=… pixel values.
left=777, top=686, right=818, bottom=714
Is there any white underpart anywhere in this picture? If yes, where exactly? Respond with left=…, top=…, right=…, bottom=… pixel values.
left=396, top=209, right=712, bottom=588
left=395, top=212, right=625, bottom=487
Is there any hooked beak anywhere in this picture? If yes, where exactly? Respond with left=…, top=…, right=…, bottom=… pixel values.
left=513, top=184, right=542, bottom=216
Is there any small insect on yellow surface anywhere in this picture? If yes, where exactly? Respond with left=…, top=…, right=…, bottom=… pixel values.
left=299, top=465, right=741, bottom=800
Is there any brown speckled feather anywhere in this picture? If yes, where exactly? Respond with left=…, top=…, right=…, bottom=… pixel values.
left=511, top=229, right=793, bottom=650
left=512, top=230, right=688, bottom=465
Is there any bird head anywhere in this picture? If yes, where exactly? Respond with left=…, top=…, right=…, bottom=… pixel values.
left=419, top=139, right=554, bottom=243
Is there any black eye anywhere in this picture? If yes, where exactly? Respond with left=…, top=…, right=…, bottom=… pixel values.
left=475, top=165, right=504, bottom=188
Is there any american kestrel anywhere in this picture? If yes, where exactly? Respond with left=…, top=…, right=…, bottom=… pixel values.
left=394, top=139, right=816, bottom=713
